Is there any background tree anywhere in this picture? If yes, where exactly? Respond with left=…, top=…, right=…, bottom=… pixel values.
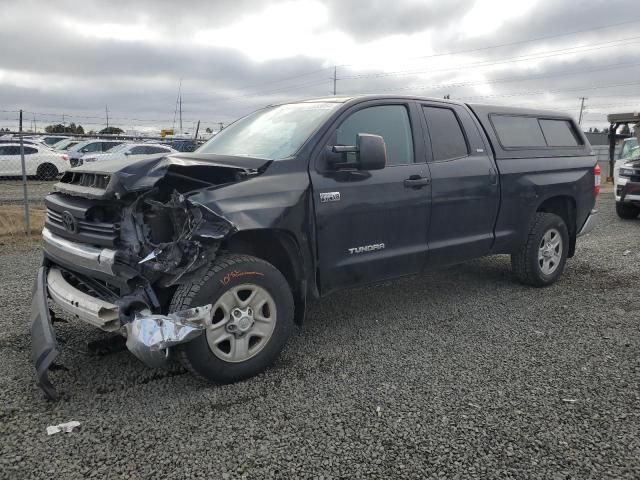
left=44, top=123, right=85, bottom=134
left=205, top=127, right=213, bottom=133
left=621, top=124, right=631, bottom=135
left=99, top=126, right=124, bottom=135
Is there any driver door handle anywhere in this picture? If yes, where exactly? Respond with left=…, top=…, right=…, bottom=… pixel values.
left=404, top=175, right=431, bottom=188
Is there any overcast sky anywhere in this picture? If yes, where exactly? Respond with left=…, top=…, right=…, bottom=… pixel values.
left=0, top=0, right=638, bottom=133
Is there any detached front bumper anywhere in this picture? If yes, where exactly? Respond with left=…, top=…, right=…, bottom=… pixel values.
left=30, top=258, right=212, bottom=400
left=30, top=266, right=60, bottom=400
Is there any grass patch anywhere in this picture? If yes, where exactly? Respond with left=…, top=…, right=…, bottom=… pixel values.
left=0, top=205, right=45, bottom=240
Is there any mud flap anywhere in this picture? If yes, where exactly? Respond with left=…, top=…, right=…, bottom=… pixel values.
left=30, top=266, right=60, bottom=400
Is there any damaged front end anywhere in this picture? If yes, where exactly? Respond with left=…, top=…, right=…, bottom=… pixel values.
left=31, top=154, right=268, bottom=399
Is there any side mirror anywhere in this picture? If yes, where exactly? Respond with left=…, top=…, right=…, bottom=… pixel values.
left=330, top=133, right=387, bottom=171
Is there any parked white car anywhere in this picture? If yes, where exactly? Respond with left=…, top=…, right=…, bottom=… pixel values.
left=22, top=135, right=71, bottom=146
left=82, top=143, right=177, bottom=164
left=0, top=143, right=69, bottom=180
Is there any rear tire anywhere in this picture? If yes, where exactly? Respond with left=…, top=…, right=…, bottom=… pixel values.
left=36, top=163, right=58, bottom=181
left=170, top=254, right=294, bottom=384
left=616, top=202, right=640, bottom=219
left=511, top=213, right=569, bottom=287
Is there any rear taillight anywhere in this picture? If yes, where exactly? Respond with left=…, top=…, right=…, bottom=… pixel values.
left=594, top=164, right=601, bottom=196
left=61, top=154, right=69, bottom=162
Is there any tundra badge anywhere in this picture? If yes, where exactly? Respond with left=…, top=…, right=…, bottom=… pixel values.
left=320, top=192, right=341, bottom=203
left=348, top=243, right=385, bottom=254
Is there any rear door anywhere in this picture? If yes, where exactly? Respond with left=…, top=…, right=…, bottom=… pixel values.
left=310, top=100, right=431, bottom=293
left=419, top=102, right=500, bottom=266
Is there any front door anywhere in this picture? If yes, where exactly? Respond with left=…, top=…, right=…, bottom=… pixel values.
left=310, top=101, right=431, bottom=294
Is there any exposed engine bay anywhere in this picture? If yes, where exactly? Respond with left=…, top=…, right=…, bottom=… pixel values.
left=33, top=153, right=273, bottom=399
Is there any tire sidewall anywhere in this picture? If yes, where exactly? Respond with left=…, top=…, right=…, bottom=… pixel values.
left=530, top=215, right=569, bottom=286
left=175, top=257, right=294, bottom=383
left=37, top=163, right=58, bottom=181
left=616, top=201, right=640, bottom=219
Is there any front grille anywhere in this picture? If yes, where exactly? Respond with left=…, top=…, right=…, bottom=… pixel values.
left=45, top=193, right=120, bottom=247
left=61, top=171, right=111, bottom=189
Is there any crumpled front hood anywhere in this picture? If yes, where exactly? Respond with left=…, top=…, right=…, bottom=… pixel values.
left=55, top=153, right=272, bottom=199
left=623, top=158, right=640, bottom=168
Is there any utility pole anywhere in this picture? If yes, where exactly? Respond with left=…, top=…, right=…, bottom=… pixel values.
left=179, top=94, right=183, bottom=135
left=19, top=110, right=31, bottom=235
left=333, top=66, right=337, bottom=96
left=62, top=113, right=66, bottom=128
left=218, top=122, right=224, bottom=132
left=578, top=97, right=588, bottom=125
left=32, top=113, right=37, bottom=133
left=105, top=105, right=109, bottom=130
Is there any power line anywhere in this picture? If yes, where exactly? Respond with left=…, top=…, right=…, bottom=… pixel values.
left=390, top=17, right=640, bottom=62
left=198, top=17, right=640, bottom=97
left=342, top=61, right=640, bottom=96
left=456, top=80, right=640, bottom=101
left=341, top=35, right=640, bottom=80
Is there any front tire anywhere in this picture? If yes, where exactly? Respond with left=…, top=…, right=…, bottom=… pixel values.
left=511, top=213, right=569, bottom=287
left=170, top=254, right=294, bottom=384
left=616, top=201, right=640, bottom=219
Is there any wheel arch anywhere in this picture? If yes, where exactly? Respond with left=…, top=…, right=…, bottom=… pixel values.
left=222, top=228, right=307, bottom=324
left=536, top=195, right=577, bottom=257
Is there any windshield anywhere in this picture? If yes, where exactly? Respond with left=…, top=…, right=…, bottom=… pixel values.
left=53, top=139, right=72, bottom=150
left=106, top=143, right=131, bottom=153
left=67, top=141, right=90, bottom=153
left=197, top=102, right=341, bottom=159
left=621, top=138, right=639, bottom=160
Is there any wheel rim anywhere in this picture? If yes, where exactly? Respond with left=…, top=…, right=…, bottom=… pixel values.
left=538, top=228, right=562, bottom=275
left=205, top=283, right=277, bottom=363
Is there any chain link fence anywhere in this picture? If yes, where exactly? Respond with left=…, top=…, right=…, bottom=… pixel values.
left=0, top=110, right=205, bottom=239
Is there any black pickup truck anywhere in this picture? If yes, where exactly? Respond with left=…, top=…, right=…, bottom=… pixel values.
left=31, top=95, right=599, bottom=399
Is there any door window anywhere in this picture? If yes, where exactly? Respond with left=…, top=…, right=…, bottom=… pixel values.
left=336, top=105, right=414, bottom=166
left=24, top=146, right=38, bottom=155
left=83, top=142, right=101, bottom=153
left=130, top=146, right=147, bottom=155
left=0, top=146, right=21, bottom=155
left=423, top=106, right=469, bottom=161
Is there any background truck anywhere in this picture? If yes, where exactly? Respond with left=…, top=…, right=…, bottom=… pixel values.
left=31, top=95, right=599, bottom=399
left=614, top=137, right=640, bottom=218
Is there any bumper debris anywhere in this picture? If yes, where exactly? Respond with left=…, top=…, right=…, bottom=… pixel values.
left=125, top=305, right=213, bottom=368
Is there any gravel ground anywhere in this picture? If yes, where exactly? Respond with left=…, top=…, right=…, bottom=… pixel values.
left=0, top=193, right=638, bottom=479
left=0, top=179, right=56, bottom=203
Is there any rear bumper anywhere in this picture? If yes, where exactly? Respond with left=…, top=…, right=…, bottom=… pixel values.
left=577, top=209, right=598, bottom=237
